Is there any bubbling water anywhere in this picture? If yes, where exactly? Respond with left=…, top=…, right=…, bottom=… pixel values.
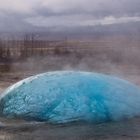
left=0, top=71, right=140, bottom=124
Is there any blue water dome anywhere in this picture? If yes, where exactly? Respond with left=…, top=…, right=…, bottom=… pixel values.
left=0, top=71, right=140, bottom=124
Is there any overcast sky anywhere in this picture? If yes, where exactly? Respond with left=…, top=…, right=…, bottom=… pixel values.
left=0, top=0, right=140, bottom=31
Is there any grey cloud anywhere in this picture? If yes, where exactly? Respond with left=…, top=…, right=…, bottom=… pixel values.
left=35, top=0, right=140, bottom=17
left=25, top=15, right=140, bottom=28
left=0, top=0, right=140, bottom=31
left=0, top=12, right=34, bottom=32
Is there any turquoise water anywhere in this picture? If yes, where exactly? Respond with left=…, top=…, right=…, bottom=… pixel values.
left=0, top=71, right=140, bottom=124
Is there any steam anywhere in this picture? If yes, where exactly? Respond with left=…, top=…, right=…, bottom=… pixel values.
left=8, top=38, right=140, bottom=86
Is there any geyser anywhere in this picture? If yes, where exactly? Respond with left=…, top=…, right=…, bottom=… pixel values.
left=0, top=71, right=140, bottom=124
